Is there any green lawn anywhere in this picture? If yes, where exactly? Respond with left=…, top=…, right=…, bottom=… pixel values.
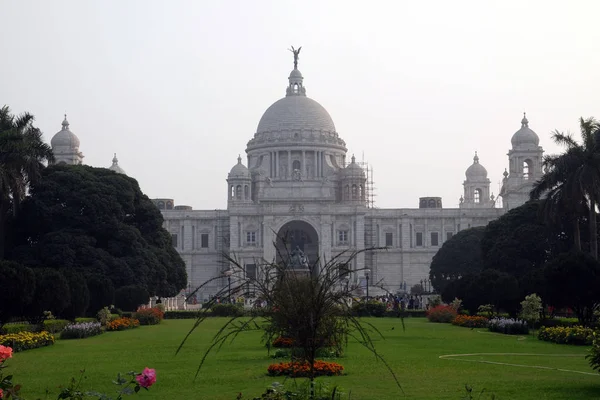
left=8, top=318, right=600, bottom=399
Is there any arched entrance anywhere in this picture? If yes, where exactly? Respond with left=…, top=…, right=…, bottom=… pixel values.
left=275, top=220, right=319, bottom=271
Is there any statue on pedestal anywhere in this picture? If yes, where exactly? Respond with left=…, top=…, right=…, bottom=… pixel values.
left=289, top=245, right=309, bottom=269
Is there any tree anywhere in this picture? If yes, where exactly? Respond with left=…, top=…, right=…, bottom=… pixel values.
left=544, top=251, right=600, bottom=325
left=26, top=268, right=70, bottom=321
left=0, top=106, right=54, bottom=258
left=519, top=293, right=542, bottom=330
left=531, top=117, right=600, bottom=259
left=8, top=165, right=187, bottom=307
left=0, top=261, right=35, bottom=325
left=452, top=270, right=520, bottom=315
left=115, top=285, right=150, bottom=311
left=429, top=227, right=485, bottom=293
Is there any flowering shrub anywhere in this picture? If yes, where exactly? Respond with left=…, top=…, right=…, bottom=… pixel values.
left=43, top=319, right=71, bottom=334
left=107, top=318, right=140, bottom=331
left=267, top=360, right=344, bottom=377
left=0, top=323, right=35, bottom=335
left=272, top=337, right=295, bottom=348
left=488, top=318, right=529, bottom=335
left=0, top=331, right=55, bottom=352
left=133, top=307, right=164, bottom=326
left=586, top=332, right=600, bottom=373
left=452, top=315, right=489, bottom=328
left=61, top=322, right=103, bottom=339
left=538, top=326, right=595, bottom=345
left=426, top=305, right=457, bottom=323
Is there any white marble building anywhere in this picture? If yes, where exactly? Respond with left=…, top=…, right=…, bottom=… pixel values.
left=48, top=61, right=545, bottom=299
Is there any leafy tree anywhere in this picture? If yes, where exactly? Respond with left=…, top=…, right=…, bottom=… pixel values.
left=0, top=260, right=35, bottom=324
left=115, top=285, right=150, bottom=312
left=429, top=227, right=485, bottom=293
left=0, top=106, right=54, bottom=258
left=26, top=268, right=70, bottom=321
left=544, top=251, right=600, bottom=325
left=531, top=117, right=600, bottom=259
left=9, top=165, right=187, bottom=303
left=519, top=293, right=542, bottom=330
left=451, top=270, right=520, bottom=315
left=61, top=269, right=90, bottom=319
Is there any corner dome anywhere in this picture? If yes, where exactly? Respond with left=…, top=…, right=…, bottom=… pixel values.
left=343, top=155, right=365, bottom=177
left=108, top=153, right=126, bottom=174
left=511, top=113, right=539, bottom=148
left=256, top=95, right=336, bottom=134
left=465, top=152, right=488, bottom=180
left=51, top=115, right=80, bottom=148
left=228, top=155, right=250, bottom=178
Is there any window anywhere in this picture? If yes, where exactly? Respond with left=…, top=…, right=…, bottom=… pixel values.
left=200, top=233, right=209, bottom=248
left=244, top=185, right=249, bottom=200
left=246, top=231, right=256, bottom=245
left=245, top=264, right=257, bottom=280
left=338, top=230, right=349, bottom=244
left=446, top=232, right=454, bottom=241
left=351, top=184, right=357, bottom=199
left=235, top=185, right=242, bottom=199
left=416, top=232, right=423, bottom=247
left=292, top=160, right=301, bottom=171
left=230, top=185, right=235, bottom=198
left=474, top=189, right=481, bottom=203
left=385, top=232, right=393, bottom=247
left=523, top=160, right=532, bottom=180
left=431, top=232, right=439, bottom=246
left=171, top=234, right=178, bottom=247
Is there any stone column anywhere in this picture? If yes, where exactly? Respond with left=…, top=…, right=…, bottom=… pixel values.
left=302, top=150, right=306, bottom=178
left=288, top=150, right=292, bottom=179
left=275, top=151, right=279, bottom=177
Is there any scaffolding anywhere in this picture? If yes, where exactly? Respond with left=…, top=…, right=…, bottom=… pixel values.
left=344, top=157, right=376, bottom=209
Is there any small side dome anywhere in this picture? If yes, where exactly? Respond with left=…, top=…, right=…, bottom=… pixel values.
left=511, top=113, right=540, bottom=148
left=108, top=153, right=126, bottom=174
left=465, top=152, right=488, bottom=180
left=228, top=155, right=250, bottom=178
left=289, top=69, right=303, bottom=80
left=343, top=155, right=365, bottom=177
left=51, top=115, right=80, bottom=148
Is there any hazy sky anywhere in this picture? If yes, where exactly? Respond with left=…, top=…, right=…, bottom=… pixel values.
left=2, top=1, right=599, bottom=209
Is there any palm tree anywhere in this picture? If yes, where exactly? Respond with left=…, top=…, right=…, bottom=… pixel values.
left=0, top=105, right=55, bottom=258
left=530, top=117, right=600, bottom=259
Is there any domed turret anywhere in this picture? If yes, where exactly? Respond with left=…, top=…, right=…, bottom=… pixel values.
left=228, top=155, right=250, bottom=179
left=51, top=114, right=83, bottom=165
left=227, top=155, right=252, bottom=206
left=340, top=155, right=366, bottom=204
left=511, top=113, right=540, bottom=148
left=465, top=152, right=488, bottom=179
left=343, top=155, right=366, bottom=177
left=108, top=153, right=126, bottom=174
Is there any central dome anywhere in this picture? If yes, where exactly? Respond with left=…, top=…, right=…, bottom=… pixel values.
left=256, top=95, right=336, bottom=134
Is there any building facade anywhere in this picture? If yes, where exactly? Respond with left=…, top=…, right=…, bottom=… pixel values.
left=49, top=60, right=545, bottom=299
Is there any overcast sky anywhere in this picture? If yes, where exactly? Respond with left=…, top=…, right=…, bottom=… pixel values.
left=2, top=1, right=599, bottom=209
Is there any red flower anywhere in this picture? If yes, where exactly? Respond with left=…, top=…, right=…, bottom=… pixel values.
left=136, top=367, right=157, bottom=388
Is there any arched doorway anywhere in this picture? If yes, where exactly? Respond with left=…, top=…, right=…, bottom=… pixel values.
left=275, top=220, right=319, bottom=271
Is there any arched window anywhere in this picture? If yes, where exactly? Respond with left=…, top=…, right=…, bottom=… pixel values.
left=236, top=185, right=242, bottom=199
left=293, top=83, right=299, bottom=94
left=157, top=201, right=165, bottom=210
left=292, top=160, right=301, bottom=171
left=523, top=160, right=532, bottom=180
left=474, top=189, right=481, bottom=203
left=244, top=185, right=249, bottom=200
left=351, top=184, right=357, bottom=199
left=358, top=185, right=363, bottom=200
left=230, top=185, right=235, bottom=198
left=345, top=185, right=350, bottom=199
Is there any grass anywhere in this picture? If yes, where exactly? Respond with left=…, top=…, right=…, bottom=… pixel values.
left=7, top=318, right=600, bottom=399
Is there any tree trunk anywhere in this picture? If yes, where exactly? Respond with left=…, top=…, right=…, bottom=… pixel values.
left=573, top=218, right=582, bottom=252
left=590, top=195, right=598, bottom=260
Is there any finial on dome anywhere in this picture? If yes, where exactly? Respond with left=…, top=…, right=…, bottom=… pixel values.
left=351, top=154, right=356, bottom=163
left=503, top=168, right=509, bottom=178
left=473, top=151, right=479, bottom=163
left=289, top=46, right=302, bottom=69
left=521, top=112, right=529, bottom=127
left=112, top=153, right=118, bottom=165
left=237, top=154, right=242, bottom=164
left=62, top=113, right=69, bottom=130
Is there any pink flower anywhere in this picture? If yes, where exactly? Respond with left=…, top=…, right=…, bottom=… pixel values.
left=0, top=388, right=3, bottom=398
left=0, top=345, right=12, bottom=362
left=135, top=367, right=156, bottom=388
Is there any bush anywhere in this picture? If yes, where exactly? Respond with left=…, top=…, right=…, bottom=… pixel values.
left=0, top=261, right=36, bottom=325
left=97, top=307, right=112, bottom=327
left=114, top=285, right=150, bottom=312
left=133, top=307, right=164, bottom=325
left=74, top=317, right=97, bottom=324
left=86, top=275, right=115, bottom=316
left=452, top=315, right=489, bottom=328
left=351, top=301, right=387, bottom=317
left=61, top=269, right=90, bottom=320
left=488, top=318, right=529, bottom=335
left=42, top=319, right=71, bottom=334
left=61, top=322, right=103, bottom=339
left=586, top=332, right=600, bottom=372
left=0, top=331, right=55, bottom=352
left=540, top=318, right=579, bottom=328
left=106, top=317, right=139, bottom=331
left=426, top=305, right=457, bottom=323
left=538, top=326, right=595, bottom=345
left=267, top=360, right=344, bottom=377
left=164, top=311, right=204, bottom=319
left=0, top=323, right=36, bottom=335
left=272, top=337, right=295, bottom=348
left=27, top=268, right=70, bottom=320
left=210, top=303, right=244, bottom=317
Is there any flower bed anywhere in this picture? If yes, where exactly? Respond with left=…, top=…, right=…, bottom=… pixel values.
left=267, top=360, right=344, bottom=377
left=107, top=317, right=140, bottom=331
left=488, top=318, right=528, bottom=335
left=452, top=315, right=489, bottom=328
left=272, top=336, right=295, bottom=348
left=0, top=331, right=55, bottom=352
left=538, top=326, right=595, bottom=345
left=42, top=319, right=71, bottom=334
left=61, top=322, right=103, bottom=339
left=426, top=305, right=457, bottom=323
left=133, top=307, right=164, bottom=325
left=0, top=323, right=36, bottom=335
